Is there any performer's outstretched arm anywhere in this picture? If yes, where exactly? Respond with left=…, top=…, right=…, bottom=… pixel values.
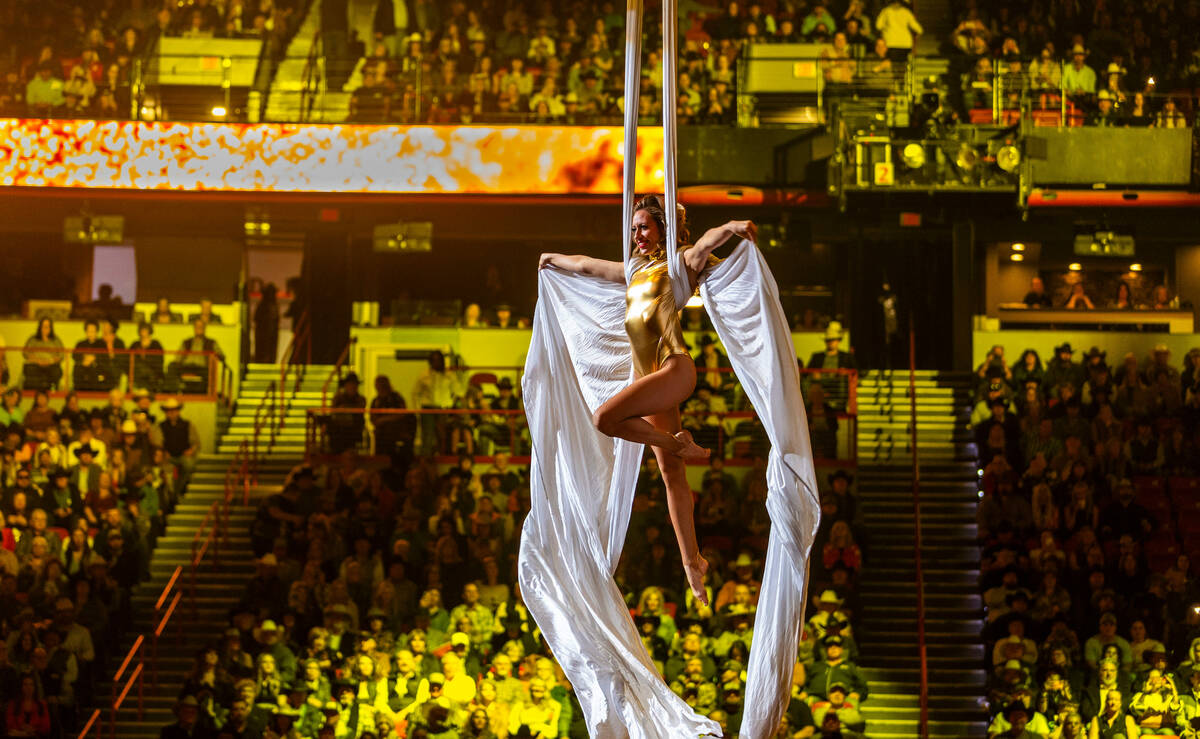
left=684, top=220, right=758, bottom=278
left=538, top=253, right=624, bottom=283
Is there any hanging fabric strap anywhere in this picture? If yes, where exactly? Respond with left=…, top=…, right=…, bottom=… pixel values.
left=621, top=0, right=691, bottom=308
left=621, top=0, right=643, bottom=285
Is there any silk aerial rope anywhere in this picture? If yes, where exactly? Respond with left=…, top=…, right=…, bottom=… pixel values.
left=621, top=0, right=690, bottom=311
left=616, top=4, right=816, bottom=736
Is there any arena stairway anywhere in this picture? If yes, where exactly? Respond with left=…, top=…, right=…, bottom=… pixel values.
left=852, top=370, right=988, bottom=738
left=258, top=0, right=353, bottom=123
left=98, top=363, right=334, bottom=736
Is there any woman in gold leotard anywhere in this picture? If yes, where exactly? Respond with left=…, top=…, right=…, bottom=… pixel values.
left=538, top=195, right=757, bottom=603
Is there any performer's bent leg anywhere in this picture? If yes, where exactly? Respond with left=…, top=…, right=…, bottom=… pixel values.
left=592, top=355, right=709, bottom=459
left=648, top=407, right=711, bottom=605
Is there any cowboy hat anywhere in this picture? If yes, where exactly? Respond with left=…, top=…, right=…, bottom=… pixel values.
left=823, top=321, right=844, bottom=341
left=323, top=603, right=352, bottom=619
left=1069, top=43, right=1087, bottom=56
left=120, top=420, right=138, bottom=434
left=175, top=695, right=201, bottom=710
left=72, top=444, right=97, bottom=458
left=160, top=397, right=183, bottom=411
left=253, top=619, right=280, bottom=642
left=730, top=553, right=758, bottom=571
left=817, top=590, right=844, bottom=606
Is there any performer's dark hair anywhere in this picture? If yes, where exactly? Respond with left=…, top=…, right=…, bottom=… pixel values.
left=633, top=194, right=690, bottom=247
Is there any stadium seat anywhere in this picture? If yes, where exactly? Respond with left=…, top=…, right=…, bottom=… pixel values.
left=968, top=109, right=994, bottom=124
left=1146, top=537, right=1181, bottom=572
left=1031, top=111, right=1062, bottom=126
left=1171, top=476, right=1200, bottom=505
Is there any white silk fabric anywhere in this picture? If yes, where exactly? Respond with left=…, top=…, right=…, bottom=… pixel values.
left=518, top=241, right=821, bottom=738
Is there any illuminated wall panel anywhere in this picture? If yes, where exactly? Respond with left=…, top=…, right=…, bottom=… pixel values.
left=0, top=119, right=667, bottom=194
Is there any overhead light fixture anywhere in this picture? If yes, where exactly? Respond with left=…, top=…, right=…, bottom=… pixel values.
left=1068, top=263, right=1082, bottom=271
left=1011, top=243, right=1025, bottom=252
left=1130, top=263, right=1143, bottom=271
left=1010, top=253, right=1024, bottom=262
left=211, top=106, right=228, bottom=118
left=997, top=144, right=1021, bottom=173
left=900, top=143, right=925, bottom=169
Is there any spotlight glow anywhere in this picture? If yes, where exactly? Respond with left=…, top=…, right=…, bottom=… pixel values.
left=1068, top=263, right=1082, bottom=271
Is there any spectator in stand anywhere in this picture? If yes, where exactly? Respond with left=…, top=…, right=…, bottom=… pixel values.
left=1126, top=417, right=1164, bottom=475
left=1043, top=343, right=1086, bottom=402
left=25, top=62, right=64, bottom=115
left=150, top=298, right=181, bottom=324
left=370, top=375, right=414, bottom=460
left=1062, top=45, right=1097, bottom=98
left=153, top=397, right=199, bottom=495
left=1156, top=98, right=1187, bottom=128
left=809, top=635, right=868, bottom=705
left=800, top=3, right=836, bottom=39
left=1064, top=281, right=1096, bottom=310
left=1022, top=278, right=1051, bottom=309
left=327, top=372, right=366, bottom=455
left=1087, top=90, right=1119, bottom=126
left=1011, top=349, right=1044, bottom=391
left=874, top=0, right=922, bottom=61
left=1098, top=479, right=1155, bottom=543
left=1088, top=688, right=1139, bottom=738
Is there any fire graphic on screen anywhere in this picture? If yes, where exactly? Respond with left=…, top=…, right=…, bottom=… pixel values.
left=0, top=119, right=666, bottom=194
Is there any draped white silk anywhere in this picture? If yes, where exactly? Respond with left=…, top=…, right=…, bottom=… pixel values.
left=518, top=1, right=819, bottom=736
left=518, top=244, right=821, bottom=738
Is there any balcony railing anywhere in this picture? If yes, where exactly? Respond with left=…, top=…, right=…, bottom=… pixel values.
left=304, top=367, right=857, bottom=466
left=6, top=347, right=230, bottom=401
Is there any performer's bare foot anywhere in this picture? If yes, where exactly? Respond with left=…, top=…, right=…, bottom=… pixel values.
left=684, top=555, right=710, bottom=606
left=673, top=430, right=710, bottom=460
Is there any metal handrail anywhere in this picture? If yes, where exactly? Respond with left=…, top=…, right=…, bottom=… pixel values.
left=109, top=636, right=145, bottom=739
left=278, top=310, right=311, bottom=425
left=298, top=25, right=324, bottom=123
left=189, top=500, right=221, bottom=621
left=8, top=346, right=227, bottom=400
left=908, top=319, right=929, bottom=739
left=320, top=336, right=358, bottom=407
left=150, top=565, right=184, bottom=690
left=305, top=394, right=858, bottom=466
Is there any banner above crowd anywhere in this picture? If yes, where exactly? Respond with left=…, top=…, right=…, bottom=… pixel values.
left=0, top=119, right=667, bottom=195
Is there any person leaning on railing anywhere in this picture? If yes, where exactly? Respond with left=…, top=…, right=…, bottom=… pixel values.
left=131, top=322, right=165, bottom=392
left=22, top=317, right=64, bottom=392
left=167, top=319, right=224, bottom=393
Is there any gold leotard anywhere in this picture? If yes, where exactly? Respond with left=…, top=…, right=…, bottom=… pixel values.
left=624, top=245, right=720, bottom=377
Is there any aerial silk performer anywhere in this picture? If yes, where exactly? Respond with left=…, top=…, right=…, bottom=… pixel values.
left=516, top=0, right=821, bottom=736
